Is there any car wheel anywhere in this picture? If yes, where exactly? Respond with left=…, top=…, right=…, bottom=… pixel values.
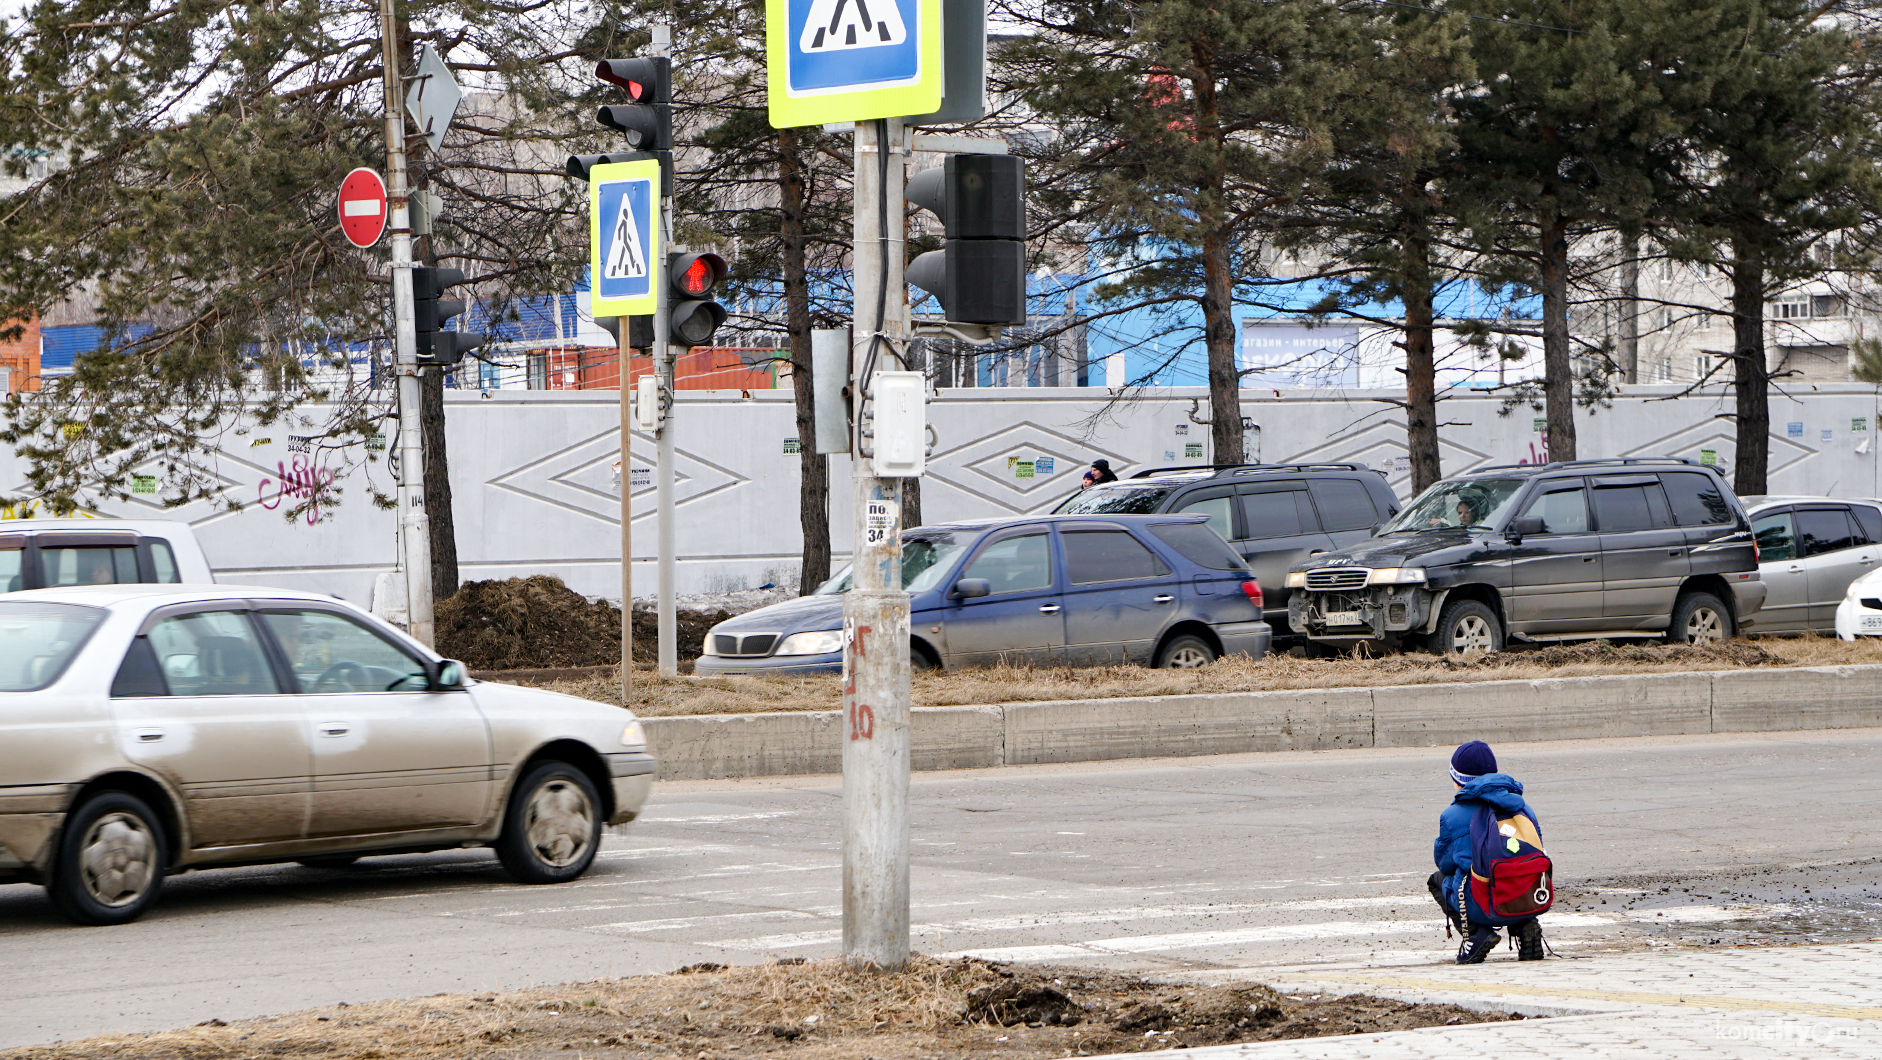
left=495, top=761, right=602, bottom=885
left=1432, top=600, right=1503, bottom=655
left=1669, top=592, right=1730, bottom=644
left=47, top=791, right=167, bottom=926
left=1156, top=634, right=1218, bottom=669
left=296, top=856, right=361, bottom=869
left=910, top=647, right=937, bottom=672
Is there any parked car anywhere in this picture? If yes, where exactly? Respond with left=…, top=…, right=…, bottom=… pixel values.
left=695, top=514, right=1271, bottom=675
left=1285, top=458, right=1765, bottom=653
left=1, top=518, right=214, bottom=593
left=0, top=584, right=654, bottom=926
left=1834, top=564, right=1882, bottom=639
left=1742, top=496, right=1882, bottom=634
left=1051, top=463, right=1400, bottom=628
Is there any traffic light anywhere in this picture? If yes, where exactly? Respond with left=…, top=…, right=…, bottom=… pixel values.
left=667, top=251, right=727, bottom=347
left=595, top=315, right=655, bottom=349
left=566, top=56, right=673, bottom=194
left=411, top=266, right=488, bottom=366
left=905, top=154, right=1027, bottom=326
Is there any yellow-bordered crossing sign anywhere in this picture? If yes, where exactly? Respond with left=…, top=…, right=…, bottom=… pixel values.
left=589, top=158, right=662, bottom=317
left=767, top=0, right=942, bottom=128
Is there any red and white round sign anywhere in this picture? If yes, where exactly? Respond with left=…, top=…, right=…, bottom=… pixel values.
left=337, top=168, right=388, bottom=248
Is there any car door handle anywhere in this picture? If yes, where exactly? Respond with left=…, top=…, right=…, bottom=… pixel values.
left=1583, top=555, right=1597, bottom=562
left=1037, top=605, right=1060, bottom=614
left=1153, top=594, right=1174, bottom=604
left=1668, top=549, right=1684, bottom=556
left=318, top=723, right=350, bottom=738
left=134, top=727, right=164, bottom=743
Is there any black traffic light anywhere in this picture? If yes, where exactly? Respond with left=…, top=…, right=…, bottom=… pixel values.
left=566, top=57, right=673, bottom=193
left=595, top=315, right=655, bottom=349
left=412, top=266, right=488, bottom=366
left=667, top=251, right=727, bottom=347
left=905, top=153, right=1027, bottom=326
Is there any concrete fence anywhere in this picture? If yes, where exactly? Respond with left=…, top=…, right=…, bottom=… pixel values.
left=640, top=665, right=1882, bottom=781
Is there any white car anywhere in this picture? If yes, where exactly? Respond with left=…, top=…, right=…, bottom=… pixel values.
left=0, top=585, right=653, bottom=925
left=1, top=518, right=215, bottom=593
left=1835, top=565, right=1882, bottom=639
left=1743, top=497, right=1882, bottom=634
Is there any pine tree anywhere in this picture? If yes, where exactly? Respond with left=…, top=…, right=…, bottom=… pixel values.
left=997, top=0, right=1375, bottom=462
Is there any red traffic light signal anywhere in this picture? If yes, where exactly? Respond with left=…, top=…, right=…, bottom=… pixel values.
left=595, top=58, right=670, bottom=103
left=668, top=252, right=726, bottom=299
left=666, top=252, right=728, bottom=347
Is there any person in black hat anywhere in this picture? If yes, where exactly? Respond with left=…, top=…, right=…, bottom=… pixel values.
left=1080, top=459, right=1118, bottom=489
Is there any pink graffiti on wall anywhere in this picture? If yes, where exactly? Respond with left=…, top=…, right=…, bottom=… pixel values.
left=258, top=454, right=338, bottom=525
left=1519, top=433, right=1550, bottom=466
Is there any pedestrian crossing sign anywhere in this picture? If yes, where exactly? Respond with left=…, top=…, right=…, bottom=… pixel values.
left=589, top=159, right=661, bottom=317
left=766, top=0, right=941, bottom=128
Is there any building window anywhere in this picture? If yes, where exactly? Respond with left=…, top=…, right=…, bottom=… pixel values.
left=1813, top=295, right=1845, bottom=318
left=1771, top=299, right=1809, bottom=320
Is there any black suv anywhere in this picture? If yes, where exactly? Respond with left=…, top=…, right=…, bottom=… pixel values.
left=1285, top=458, right=1766, bottom=652
left=1053, top=463, right=1401, bottom=626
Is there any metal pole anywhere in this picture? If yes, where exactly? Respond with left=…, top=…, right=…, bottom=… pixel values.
left=842, top=115, right=911, bottom=970
left=652, top=25, right=679, bottom=678
left=619, top=327, right=634, bottom=706
left=379, top=0, right=433, bottom=646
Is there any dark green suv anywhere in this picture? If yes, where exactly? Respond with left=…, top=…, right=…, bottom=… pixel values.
left=1285, top=458, right=1766, bottom=653
left=1053, top=463, right=1401, bottom=627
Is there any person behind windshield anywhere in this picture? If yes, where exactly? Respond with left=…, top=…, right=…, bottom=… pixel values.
left=1429, top=498, right=1479, bottom=529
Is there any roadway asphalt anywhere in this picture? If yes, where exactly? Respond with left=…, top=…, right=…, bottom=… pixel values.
left=3, top=728, right=1880, bottom=1048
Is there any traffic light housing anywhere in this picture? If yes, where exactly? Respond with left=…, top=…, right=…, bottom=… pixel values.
left=595, top=315, right=655, bottom=349
left=411, top=266, right=488, bottom=366
left=667, top=252, right=727, bottom=347
left=905, top=154, right=1027, bottom=326
left=566, top=56, right=673, bottom=192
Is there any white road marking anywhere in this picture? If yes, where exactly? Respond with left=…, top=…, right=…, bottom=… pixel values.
left=595, top=909, right=827, bottom=933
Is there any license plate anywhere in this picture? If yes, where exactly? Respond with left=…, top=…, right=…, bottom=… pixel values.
left=1862, top=615, right=1882, bottom=632
left=1323, top=610, right=1364, bottom=626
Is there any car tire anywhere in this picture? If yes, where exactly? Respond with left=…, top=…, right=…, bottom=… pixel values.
left=910, top=647, right=937, bottom=672
left=1669, top=591, right=1731, bottom=644
left=296, top=856, right=361, bottom=869
left=47, top=791, right=167, bottom=926
left=495, top=761, right=602, bottom=885
left=1156, top=634, right=1218, bottom=669
left=1432, top=600, right=1503, bottom=655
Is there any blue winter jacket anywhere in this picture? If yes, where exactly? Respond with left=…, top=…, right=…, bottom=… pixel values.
left=1434, top=773, right=1535, bottom=910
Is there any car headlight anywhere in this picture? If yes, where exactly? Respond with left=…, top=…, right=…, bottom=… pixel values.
left=1286, top=572, right=1306, bottom=588
left=1368, top=567, right=1427, bottom=586
left=774, top=629, right=845, bottom=656
left=619, top=720, right=646, bottom=749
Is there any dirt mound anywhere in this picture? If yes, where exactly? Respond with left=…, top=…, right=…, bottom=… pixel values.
left=963, top=979, right=1082, bottom=1026
left=435, top=577, right=733, bottom=669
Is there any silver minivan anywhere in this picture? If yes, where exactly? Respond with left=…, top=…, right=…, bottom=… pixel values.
left=2, top=519, right=215, bottom=593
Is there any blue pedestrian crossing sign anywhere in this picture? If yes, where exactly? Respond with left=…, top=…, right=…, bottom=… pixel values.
left=589, top=159, right=662, bottom=317
left=767, top=0, right=941, bottom=128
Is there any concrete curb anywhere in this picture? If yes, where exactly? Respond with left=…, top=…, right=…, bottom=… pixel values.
left=641, top=664, right=1882, bottom=781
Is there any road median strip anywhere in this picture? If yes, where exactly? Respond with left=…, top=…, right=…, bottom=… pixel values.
left=642, top=663, right=1882, bottom=780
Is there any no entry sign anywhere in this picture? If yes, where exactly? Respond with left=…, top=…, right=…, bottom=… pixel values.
left=337, top=168, right=388, bottom=248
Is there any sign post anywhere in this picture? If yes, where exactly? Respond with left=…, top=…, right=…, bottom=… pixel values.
left=590, top=156, right=663, bottom=705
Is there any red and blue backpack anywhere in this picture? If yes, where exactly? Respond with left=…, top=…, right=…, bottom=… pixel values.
left=1462, top=803, right=1554, bottom=926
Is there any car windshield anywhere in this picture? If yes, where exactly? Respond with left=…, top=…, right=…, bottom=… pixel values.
left=0, top=601, right=106, bottom=692
left=1380, top=478, right=1527, bottom=533
left=1053, top=484, right=1178, bottom=515
left=816, top=533, right=968, bottom=594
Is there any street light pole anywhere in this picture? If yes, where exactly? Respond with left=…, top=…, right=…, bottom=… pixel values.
left=842, top=115, right=911, bottom=970
left=378, top=0, right=433, bottom=647
left=650, top=25, right=678, bottom=677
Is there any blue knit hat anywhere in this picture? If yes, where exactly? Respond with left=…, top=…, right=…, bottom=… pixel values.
left=1449, top=740, right=1497, bottom=785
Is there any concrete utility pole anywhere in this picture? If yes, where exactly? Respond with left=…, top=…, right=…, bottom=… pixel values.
left=843, top=116, right=912, bottom=969
left=378, top=0, right=433, bottom=646
left=619, top=325, right=634, bottom=707
left=651, top=25, right=679, bottom=677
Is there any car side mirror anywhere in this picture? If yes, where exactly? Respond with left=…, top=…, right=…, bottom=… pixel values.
left=429, top=659, right=467, bottom=691
left=1505, top=516, right=1544, bottom=544
left=951, top=578, right=991, bottom=600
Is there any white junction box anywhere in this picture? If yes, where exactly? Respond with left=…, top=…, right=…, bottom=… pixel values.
left=871, top=371, right=926, bottom=477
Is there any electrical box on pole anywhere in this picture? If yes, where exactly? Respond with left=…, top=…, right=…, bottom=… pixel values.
left=905, top=154, right=1027, bottom=326
left=869, top=371, right=926, bottom=476
left=812, top=328, right=851, bottom=454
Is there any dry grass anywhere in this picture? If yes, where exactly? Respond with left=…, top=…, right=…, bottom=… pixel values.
left=532, top=636, right=1882, bottom=717
left=0, top=957, right=1516, bottom=1060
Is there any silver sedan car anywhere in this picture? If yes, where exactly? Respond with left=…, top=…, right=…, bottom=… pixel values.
left=0, top=585, right=654, bottom=925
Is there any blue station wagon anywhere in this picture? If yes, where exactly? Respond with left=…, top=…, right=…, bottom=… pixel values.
left=694, top=514, right=1272, bottom=676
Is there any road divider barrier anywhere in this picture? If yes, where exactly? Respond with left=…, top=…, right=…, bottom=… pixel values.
left=639, top=664, right=1882, bottom=781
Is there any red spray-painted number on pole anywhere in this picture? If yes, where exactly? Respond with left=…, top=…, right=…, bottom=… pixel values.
left=850, top=702, right=875, bottom=741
